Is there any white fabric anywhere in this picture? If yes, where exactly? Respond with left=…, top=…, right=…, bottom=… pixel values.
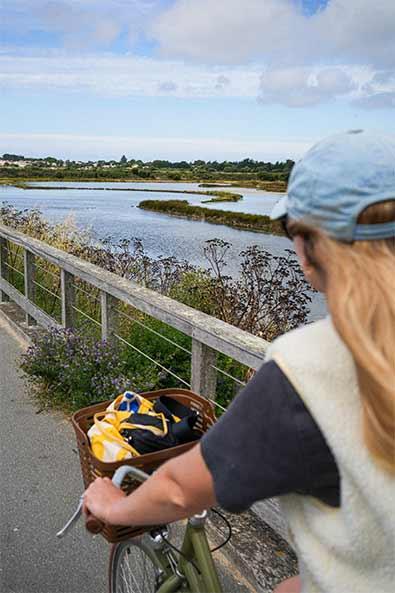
left=266, top=317, right=395, bottom=593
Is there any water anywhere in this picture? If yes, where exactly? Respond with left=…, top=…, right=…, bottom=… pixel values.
left=0, top=182, right=288, bottom=264
left=0, top=181, right=326, bottom=319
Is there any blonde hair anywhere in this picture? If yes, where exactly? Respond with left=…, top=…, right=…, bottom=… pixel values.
left=288, top=201, right=395, bottom=474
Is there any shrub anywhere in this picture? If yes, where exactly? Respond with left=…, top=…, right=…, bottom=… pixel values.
left=138, top=199, right=284, bottom=234
left=20, top=327, right=156, bottom=411
left=2, top=204, right=312, bottom=411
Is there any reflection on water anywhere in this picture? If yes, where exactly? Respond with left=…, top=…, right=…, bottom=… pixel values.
left=0, top=181, right=326, bottom=319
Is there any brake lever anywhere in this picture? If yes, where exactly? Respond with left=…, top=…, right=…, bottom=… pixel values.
left=56, top=465, right=150, bottom=538
left=56, top=496, right=84, bottom=538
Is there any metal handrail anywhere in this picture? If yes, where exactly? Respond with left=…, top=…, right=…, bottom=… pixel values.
left=113, top=331, right=191, bottom=388
left=33, top=279, right=61, bottom=300
left=116, top=307, right=192, bottom=355
left=3, top=261, right=24, bottom=277
left=71, top=305, right=101, bottom=327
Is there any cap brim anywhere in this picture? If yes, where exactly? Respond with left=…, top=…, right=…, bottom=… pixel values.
left=270, top=195, right=288, bottom=220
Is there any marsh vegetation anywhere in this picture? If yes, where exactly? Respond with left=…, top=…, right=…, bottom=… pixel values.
left=138, top=199, right=285, bottom=235
left=1, top=203, right=310, bottom=412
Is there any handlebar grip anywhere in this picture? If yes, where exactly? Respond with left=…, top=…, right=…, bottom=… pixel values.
left=84, top=467, right=149, bottom=535
left=85, top=512, right=105, bottom=535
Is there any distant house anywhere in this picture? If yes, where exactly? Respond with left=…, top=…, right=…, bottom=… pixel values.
left=0, top=159, right=31, bottom=168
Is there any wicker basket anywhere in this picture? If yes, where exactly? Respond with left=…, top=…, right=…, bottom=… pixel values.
left=72, top=388, right=216, bottom=543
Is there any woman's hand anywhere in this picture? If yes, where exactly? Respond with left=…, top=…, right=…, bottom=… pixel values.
left=82, top=445, right=216, bottom=527
left=83, top=477, right=126, bottom=524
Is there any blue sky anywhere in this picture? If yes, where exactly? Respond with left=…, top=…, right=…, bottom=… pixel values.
left=1, top=1, right=394, bottom=161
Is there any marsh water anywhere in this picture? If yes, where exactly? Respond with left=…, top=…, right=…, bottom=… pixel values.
left=0, top=181, right=326, bottom=318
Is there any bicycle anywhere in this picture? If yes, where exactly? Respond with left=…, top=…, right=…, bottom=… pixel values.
left=57, top=465, right=228, bottom=593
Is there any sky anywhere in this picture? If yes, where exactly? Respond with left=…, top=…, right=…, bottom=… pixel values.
left=1, top=0, right=394, bottom=162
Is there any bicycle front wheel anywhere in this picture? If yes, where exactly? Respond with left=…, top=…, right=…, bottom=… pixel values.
left=109, top=536, right=166, bottom=593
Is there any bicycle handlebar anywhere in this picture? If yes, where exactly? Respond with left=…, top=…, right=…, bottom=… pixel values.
left=56, top=465, right=150, bottom=538
left=84, top=466, right=150, bottom=535
left=112, top=465, right=150, bottom=488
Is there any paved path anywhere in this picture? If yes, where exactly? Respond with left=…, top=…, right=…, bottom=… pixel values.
left=0, top=316, right=254, bottom=593
left=0, top=317, right=108, bottom=593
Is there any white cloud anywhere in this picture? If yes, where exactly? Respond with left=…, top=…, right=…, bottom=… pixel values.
left=370, top=70, right=395, bottom=86
left=259, top=67, right=357, bottom=108
left=149, top=0, right=395, bottom=108
left=313, top=0, right=395, bottom=67
left=352, top=70, right=395, bottom=109
left=215, top=75, right=231, bottom=91
left=5, top=0, right=393, bottom=70
left=354, top=92, right=395, bottom=110
left=316, top=69, right=356, bottom=95
left=152, top=0, right=302, bottom=64
left=2, top=52, right=391, bottom=107
left=157, top=80, right=178, bottom=92
left=0, top=0, right=160, bottom=50
left=1, top=1, right=394, bottom=109
left=0, top=132, right=314, bottom=161
left=152, top=0, right=395, bottom=68
left=0, top=53, right=260, bottom=98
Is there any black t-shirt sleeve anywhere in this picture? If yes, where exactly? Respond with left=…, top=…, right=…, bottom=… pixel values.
left=201, top=360, right=340, bottom=513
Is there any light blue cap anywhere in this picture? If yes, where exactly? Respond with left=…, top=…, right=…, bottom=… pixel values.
left=270, top=130, right=395, bottom=242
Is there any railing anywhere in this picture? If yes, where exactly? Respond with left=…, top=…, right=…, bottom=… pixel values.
left=0, top=223, right=293, bottom=543
left=0, top=223, right=268, bottom=402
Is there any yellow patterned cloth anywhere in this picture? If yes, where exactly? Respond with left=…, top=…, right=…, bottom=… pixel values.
left=88, top=393, right=166, bottom=462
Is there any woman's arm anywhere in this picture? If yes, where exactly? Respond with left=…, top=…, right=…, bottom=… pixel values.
left=83, top=443, right=217, bottom=526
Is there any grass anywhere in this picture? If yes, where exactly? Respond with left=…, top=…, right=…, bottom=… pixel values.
left=138, top=199, right=285, bottom=235
left=21, top=184, right=243, bottom=202
left=0, top=176, right=286, bottom=193
left=2, top=204, right=309, bottom=415
left=201, top=192, right=242, bottom=203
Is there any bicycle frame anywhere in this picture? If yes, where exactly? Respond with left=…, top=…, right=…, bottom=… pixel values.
left=58, top=465, right=223, bottom=593
left=113, top=465, right=222, bottom=592
left=142, top=514, right=222, bottom=593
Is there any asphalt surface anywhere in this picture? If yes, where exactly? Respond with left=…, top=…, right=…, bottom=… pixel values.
left=0, top=316, right=254, bottom=593
left=0, top=317, right=108, bottom=593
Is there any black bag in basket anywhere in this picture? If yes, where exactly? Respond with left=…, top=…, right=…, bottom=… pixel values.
left=120, top=395, right=200, bottom=455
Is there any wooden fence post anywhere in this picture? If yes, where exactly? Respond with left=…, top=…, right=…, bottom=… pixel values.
left=0, top=237, right=10, bottom=303
left=101, top=291, right=117, bottom=345
left=61, top=269, right=75, bottom=328
left=24, top=249, right=36, bottom=326
left=191, top=338, right=217, bottom=399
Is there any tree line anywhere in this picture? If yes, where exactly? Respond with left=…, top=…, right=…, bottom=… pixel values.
left=1, top=153, right=294, bottom=183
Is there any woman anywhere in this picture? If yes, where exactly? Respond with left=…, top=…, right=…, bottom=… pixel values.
left=84, top=130, right=395, bottom=593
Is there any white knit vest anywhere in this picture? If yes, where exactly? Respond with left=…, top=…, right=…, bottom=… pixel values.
left=266, top=317, right=395, bottom=593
